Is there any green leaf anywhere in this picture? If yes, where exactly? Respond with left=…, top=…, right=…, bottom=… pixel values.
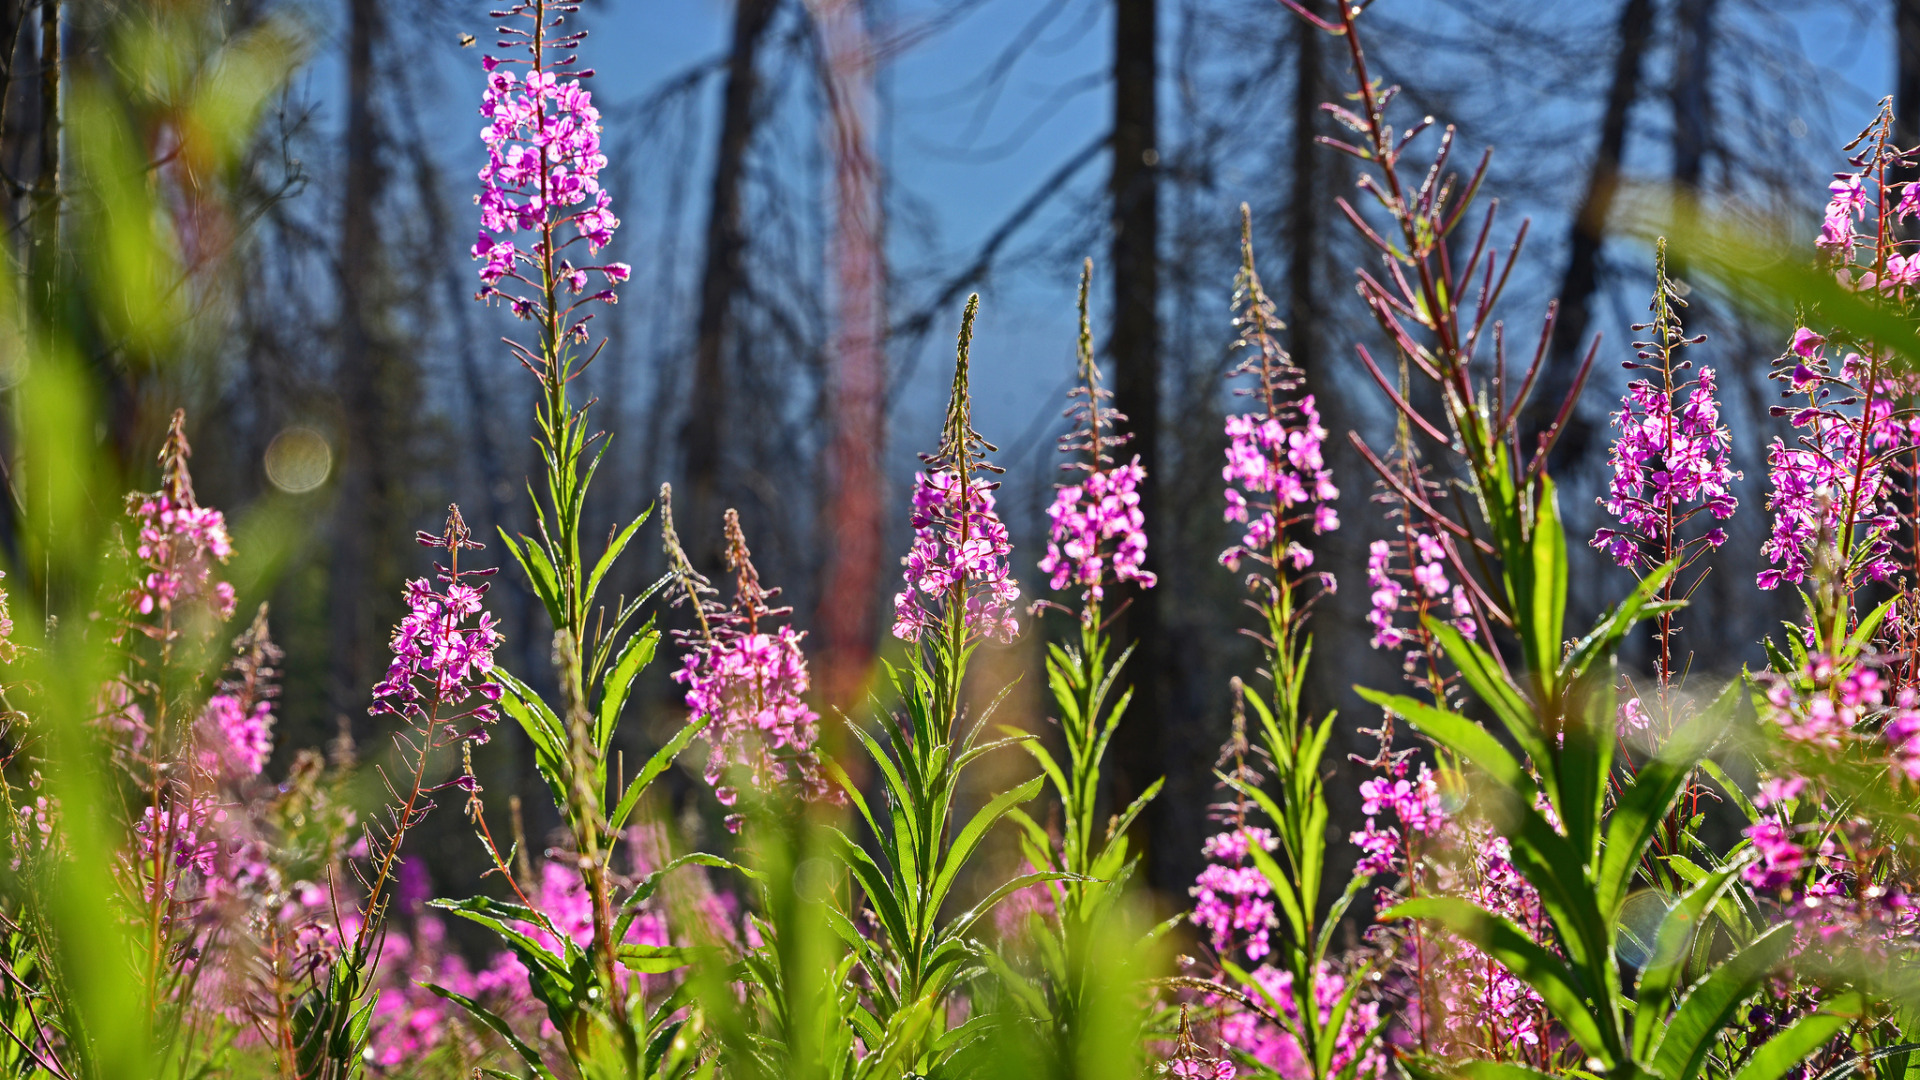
left=614, top=943, right=712, bottom=975
left=926, top=776, right=1044, bottom=921
left=1729, top=1000, right=1861, bottom=1080
left=424, top=983, right=560, bottom=1080
left=1387, top=896, right=1615, bottom=1065
left=942, top=871, right=1083, bottom=942
left=1631, top=858, right=1749, bottom=1059
left=1524, top=476, right=1569, bottom=688
left=499, top=527, right=564, bottom=628
left=495, top=666, right=572, bottom=810
left=1561, top=561, right=1679, bottom=683
left=830, top=828, right=913, bottom=952
left=607, top=717, right=704, bottom=836
left=596, top=621, right=659, bottom=756
left=1650, top=922, right=1795, bottom=1080
left=585, top=506, right=653, bottom=612
left=1354, top=688, right=1533, bottom=796
left=428, top=897, right=572, bottom=976
left=1596, top=681, right=1732, bottom=917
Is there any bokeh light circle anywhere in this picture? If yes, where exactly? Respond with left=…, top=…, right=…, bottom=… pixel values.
left=264, top=427, right=332, bottom=493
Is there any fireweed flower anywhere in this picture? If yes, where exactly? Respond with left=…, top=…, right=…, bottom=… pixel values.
left=1757, top=334, right=1910, bottom=592
left=1039, top=458, right=1155, bottom=601
left=198, top=607, right=282, bottom=780
left=369, top=567, right=504, bottom=745
left=1039, top=266, right=1157, bottom=606
left=893, top=297, right=1022, bottom=647
left=1214, top=963, right=1387, bottom=1080
left=894, top=469, right=1021, bottom=644
left=126, top=410, right=236, bottom=624
left=1592, top=368, right=1737, bottom=568
left=1189, top=825, right=1281, bottom=962
left=667, top=504, right=829, bottom=821
left=1220, top=215, right=1338, bottom=581
left=1219, top=401, right=1339, bottom=574
left=473, top=0, right=629, bottom=343
left=1765, top=111, right=1920, bottom=602
left=1365, top=533, right=1474, bottom=660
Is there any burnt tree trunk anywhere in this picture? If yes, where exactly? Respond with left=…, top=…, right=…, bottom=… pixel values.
left=1671, top=0, right=1718, bottom=193
left=1899, top=0, right=1920, bottom=186
left=682, top=0, right=779, bottom=567
left=1109, top=0, right=1164, bottom=887
left=810, top=0, right=887, bottom=708
left=330, top=0, right=381, bottom=724
left=1526, top=0, right=1654, bottom=469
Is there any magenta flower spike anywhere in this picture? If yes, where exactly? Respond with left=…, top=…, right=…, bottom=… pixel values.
left=473, top=1, right=629, bottom=345
left=1219, top=214, right=1338, bottom=582
left=1038, top=260, right=1157, bottom=606
left=891, top=296, right=1022, bottom=648
left=127, top=410, right=236, bottom=625
left=663, top=497, right=830, bottom=827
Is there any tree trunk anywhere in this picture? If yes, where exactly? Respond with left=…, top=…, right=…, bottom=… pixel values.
left=1108, top=0, right=1163, bottom=886
left=683, top=0, right=779, bottom=568
left=1526, top=0, right=1654, bottom=469
left=1671, top=0, right=1718, bottom=192
left=330, top=0, right=381, bottom=724
left=810, top=0, right=887, bottom=709
left=1287, top=0, right=1322, bottom=378
left=1899, top=0, right=1920, bottom=188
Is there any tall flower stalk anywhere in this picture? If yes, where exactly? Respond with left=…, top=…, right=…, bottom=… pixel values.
left=1593, top=240, right=1737, bottom=693
left=1012, top=261, right=1162, bottom=1053
left=456, top=2, right=686, bottom=1074
left=663, top=493, right=829, bottom=828
left=1176, top=212, right=1380, bottom=1080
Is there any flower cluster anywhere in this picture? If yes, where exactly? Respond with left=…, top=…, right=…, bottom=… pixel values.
left=1592, top=368, right=1737, bottom=568
left=1190, top=826, right=1281, bottom=962
left=129, top=494, right=235, bottom=619
left=202, top=693, right=273, bottom=777
left=126, top=413, right=235, bottom=623
left=1762, top=657, right=1899, bottom=749
left=1221, top=224, right=1340, bottom=581
left=1757, top=330, right=1912, bottom=591
left=1216, top=963, right=1387, bottom=1080
left=1039, top=455, right=1156, bottom=601
left=1365, top=533, right=1474, bottom=657
left=668, top=507, right=829, bottom=824
left=473, top=1, right=629, bottom=327
left=676, top=624, right=824, bottom=809
left=1426, top=832, right=1552, bottom=1055
left=893, top=469, right=1021, bottom=644
left=369, top=519, right=502, bottom=742
left=1220, top=402, right=1340, bottom=573
left=1349, top=764, right=1447, bottom=879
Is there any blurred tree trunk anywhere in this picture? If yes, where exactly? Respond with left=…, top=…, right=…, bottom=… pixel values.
left=1527, top=0, right=1654, bottom=468
left=683, top=0, right=779, bottom=568
left=1109, top=0, right=1163, bottom=885
left=330, top=0, right=381, bottom=724
left=1287, top=0, right=1323, bottom=379
left=810, top=0, right=887, bottom=708
left=1900, top=0, right=1920, bottom=186
left=1671, top=0, right=1717, bottom=193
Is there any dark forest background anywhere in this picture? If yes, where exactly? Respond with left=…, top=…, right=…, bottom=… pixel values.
left=0, top=0, right=1909, bottom=917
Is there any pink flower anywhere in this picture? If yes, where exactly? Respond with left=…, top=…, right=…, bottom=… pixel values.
left=1191, top=827, right=1281, bottom=962
left=1743, top=820, right=1805, bottom=892
left=1593, top=367, right=1738, bottom=569
left=892, top=470, right=1021, bottom=645
left=1220, top=395, right=1339, bottom=572
left=473, top=3, right=626, bottom=315
left=369, top=534, right=503, bottom=743
left=1039, top=454, right=1157, bottom=600
left=674, top=625, right=826, bottom=815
